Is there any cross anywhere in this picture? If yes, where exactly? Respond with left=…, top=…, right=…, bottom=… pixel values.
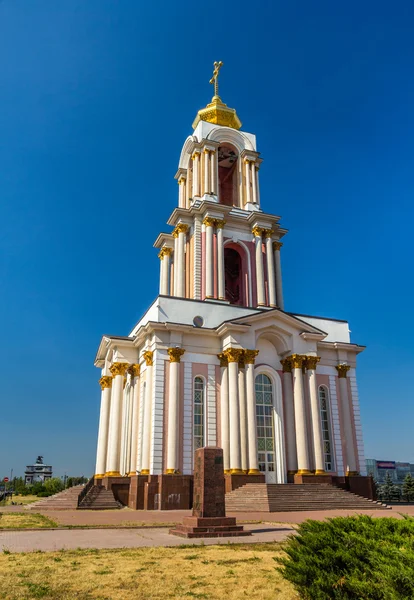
left=209, top=61, right=223, bottom=97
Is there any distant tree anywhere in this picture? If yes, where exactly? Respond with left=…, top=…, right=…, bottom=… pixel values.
left=11, top=477, right=26, bottom=495
left=392, top=485, right=402, bottom=502
left=67, top=476, right=88, bottom=487
left=379, top=472, right=395, bottom=503
left=402, top=473, right=414, bottom=502
left=44, top=478, right=64, bottom=496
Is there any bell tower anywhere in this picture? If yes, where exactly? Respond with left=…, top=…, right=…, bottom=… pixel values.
left=154, top=62, right=287, bottom=310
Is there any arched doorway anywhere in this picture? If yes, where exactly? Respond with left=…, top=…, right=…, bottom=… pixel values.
left=218, top=144, right=238, bottom=207
left=224, top=247, right=243, bottom=305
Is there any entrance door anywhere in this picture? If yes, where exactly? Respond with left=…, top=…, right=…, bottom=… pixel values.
left=255, top=374, right=276, bottom=484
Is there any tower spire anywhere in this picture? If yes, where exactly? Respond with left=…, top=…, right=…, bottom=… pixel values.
left=209, top=61, right=223, bottom=99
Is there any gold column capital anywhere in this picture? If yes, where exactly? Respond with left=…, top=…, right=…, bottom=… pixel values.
left=177, top=177, right=186, bottom=185
left=336, top=364, right=351, bottom=378
left=223, top=348, right=244, bottom=363
left=109, top=362, right=129, bottom=377
left=273, top=241, right=283, bottom=251
left=280, top=358, right=292, bottom=373
left=158, top=246, right=173, bottom=259
left=203, top=216, right=216, bottom=228
left=168, top=347, right=185, bottom=363
left=99, top=376, right=112, bottom=390
left=128, top=364, right=140, bottom=378
left=172, top=223, right=189, bottom=238
left=244, top=349, right=259, bottom=364
left=289, top=354, right=306, bottom=370
left=252, top=226, right=263, bottom=238
left=263, top=228, right=274, bottom=238
left=215, top=219, right=226, bottom=229
left=143, top=351, right=153, bottom=367
left=217, top=352, right=228, bottom=367
left=192, top=151, right=201, bottom=160
left=305, top=356, right=321, bottom=371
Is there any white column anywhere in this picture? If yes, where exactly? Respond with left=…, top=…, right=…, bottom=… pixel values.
left=140, top=352, right=153, bottom=475
left=95, top=376, right=112, bottom=478
left=280, top=359, right=298, bottom=474
left=245, top=159, right=251, bottom=205
left=178, top=178, right=185, bottom=208
left=336, top=365, right=358, bottom=475
left=253, top=227, right=266, bottom=306
left=238, top=362, right=248, bottom=473
left=203, top=150, right=210, bottom=195
left=265, top=231, right=277, bottom=307
left=166, top=348, right=185, bottom=473
left=173, top=224, right=188, bottom=298
left=217, top=220, right=225, bottom=300
left=273, top=241, right=284, bottom=310
left=218, top=354, right=230, bottom=474
left=251, top=161, right=258, bottom=205
left=203, top=217, right=215, bottom=299
left=245, top=350, right=260, bottom=474
left=106, top=362, right=129, bottom=476
left=192, top=151, right=200, bottom=197
left=128, top=365, right=141, bottom=476
left=305, top=357, right=325, bottom=474
left=255, top=166, right=261, bottom=208
left=182, top=178, right=187, bottom=208
left=210, top=150, right=217, bottom=195
left=291, top=355, right=311, bottom=474
left=161, top=248, right=172, bottom=295
left=225, top=348, right=243, bottom=474
left=173, top=234, right=179, bottom=296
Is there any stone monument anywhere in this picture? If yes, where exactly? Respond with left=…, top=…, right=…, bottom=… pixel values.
left=169, top=447, right=251, bottom=538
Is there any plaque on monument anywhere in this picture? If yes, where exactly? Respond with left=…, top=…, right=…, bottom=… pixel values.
left=169, top=447, right=251, bottom=538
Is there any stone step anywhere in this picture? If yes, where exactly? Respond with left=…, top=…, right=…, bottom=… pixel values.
left=77, top=486, right=121, bottom=510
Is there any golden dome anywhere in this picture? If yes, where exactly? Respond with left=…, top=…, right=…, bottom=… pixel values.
left=192, top=95, right=242, bottom=130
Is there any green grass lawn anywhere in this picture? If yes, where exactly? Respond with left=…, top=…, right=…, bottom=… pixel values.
left=0, top=513, right=57, bottom=529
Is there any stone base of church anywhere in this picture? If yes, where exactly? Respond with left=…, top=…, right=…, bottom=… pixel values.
left=170, top=516, right=251, bottom=539
left=332, top=474, right=376, bottom=500
left=141, top=474, right=193, bottom=510
left=128, top=475, right=149, bottom=509
left=224, top=473, right=266, bottom=493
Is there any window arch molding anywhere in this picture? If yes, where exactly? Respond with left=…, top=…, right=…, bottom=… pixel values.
left=223, top=239, right=253, bottom=307
left=318, top=384, right=335, bottom=472
left=254, top=364, right=286, bottom=483
left=193, top=375, right=207, bottom=454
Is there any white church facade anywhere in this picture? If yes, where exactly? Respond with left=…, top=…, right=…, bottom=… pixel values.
left=93, top=65, right=369, bottom=508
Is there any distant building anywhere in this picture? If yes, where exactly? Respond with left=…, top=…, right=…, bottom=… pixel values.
left=366, top=459, right=414, bottom=484
left=25, top=456, right=52, bottom=485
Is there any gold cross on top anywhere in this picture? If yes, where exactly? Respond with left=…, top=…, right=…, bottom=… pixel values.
left=209, top=61, right=223, bottom=97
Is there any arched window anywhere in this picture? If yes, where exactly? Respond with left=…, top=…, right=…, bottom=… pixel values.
left=193, top=377, right=205, bottom=451
left=319, top=386, right=334, bottom=472
left=218, top=144, right=239, bottom=206
left=255, top=374, right=275, bottom=478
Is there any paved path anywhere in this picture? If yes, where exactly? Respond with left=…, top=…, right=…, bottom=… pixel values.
left=0, top=524, right=294, bottom=553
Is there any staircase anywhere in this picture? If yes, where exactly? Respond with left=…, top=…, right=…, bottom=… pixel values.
left=27, top=485, right=84, bottom=511
left=225, top=483, right=389, bottom=512
left=77, top=485, right=122, bottom=510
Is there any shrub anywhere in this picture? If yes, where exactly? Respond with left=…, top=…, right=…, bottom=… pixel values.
left=276, top=515, right=414, bottom=599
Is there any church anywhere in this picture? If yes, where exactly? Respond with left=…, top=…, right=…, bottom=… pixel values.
left=92, top=63, right=370, bottom=510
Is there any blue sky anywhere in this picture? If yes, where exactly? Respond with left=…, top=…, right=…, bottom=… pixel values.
left=1, top=0, right=413, bottom=479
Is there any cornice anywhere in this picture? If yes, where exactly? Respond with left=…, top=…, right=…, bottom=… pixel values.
left=153, top=233, right=175, bottom=249
left=318, top=341, right=366, bottom=354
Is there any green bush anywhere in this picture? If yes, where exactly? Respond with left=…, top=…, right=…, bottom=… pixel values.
left=276, top=515, right=414, bottom=599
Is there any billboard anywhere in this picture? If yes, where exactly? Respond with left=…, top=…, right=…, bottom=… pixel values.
left=377, top=461, right=396, bottom=469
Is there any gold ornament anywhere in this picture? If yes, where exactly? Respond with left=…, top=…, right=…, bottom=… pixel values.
left=143, top=351, right=153, bottom=366
left=202, top=217, right=216, bottom=228
left=215, top=219, right=226, bottom=229
left=168, top=347, right=186, bottom=363
left=280, top=358, right=292, bottom=373
left=128, top=364, right=140, bottom=378
left=192, top=151, right=201, bottom=160
left=336, top=364, right=351, bottom=378
left=244, top=349, right=259, bottom=364
left=158, top=247, right=173, bottom=259
left=172, top=223, right=189, bottom=238
left=252, top=226, right=263, bottom=238
left=289, top=354, right=306, bottom=370
left=305, top=356, right=320, bottom=371
left=217, top=352, right=228, bottom=367
left=109, top=362, right=129, bottom=377
left=273, top=241, right=283, bottom=251
left=223, top=348, right=244, bottom=363
left=264, top=228, right=274, bottom=238
left=99, top=376, right=112, bottom=390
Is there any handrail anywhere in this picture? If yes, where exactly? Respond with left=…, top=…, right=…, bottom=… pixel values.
left=77, top=476, right=95, bottom=507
